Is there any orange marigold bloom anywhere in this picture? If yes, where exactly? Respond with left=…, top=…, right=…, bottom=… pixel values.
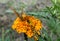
left=12, top=12, right=42, bottom=39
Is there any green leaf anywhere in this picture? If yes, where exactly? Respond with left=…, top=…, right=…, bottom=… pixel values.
left=5, top=29, right=11, bottom=35
left=0, top=38, right=2, bottom=41
left=5, top=36, right=10, bottom=41
left=57, top=37, right=60, bottom=41
left=38, top=36, right=45, bottom=41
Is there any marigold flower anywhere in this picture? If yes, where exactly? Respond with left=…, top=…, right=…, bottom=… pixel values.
left=12, top=10, right=42, bottom=41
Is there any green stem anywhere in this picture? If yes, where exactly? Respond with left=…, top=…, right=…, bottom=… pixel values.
left=2, top=27, right=4, bottom=41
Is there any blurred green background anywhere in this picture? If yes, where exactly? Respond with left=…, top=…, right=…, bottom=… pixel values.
left=0, top=0, right=60, bottom=41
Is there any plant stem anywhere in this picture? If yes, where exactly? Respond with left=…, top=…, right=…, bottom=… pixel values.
left=11, top=7, right=21, bottom=18
left=24, top=33, right=28, bottom=41
left=2, top=27, right=4, bottom=41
